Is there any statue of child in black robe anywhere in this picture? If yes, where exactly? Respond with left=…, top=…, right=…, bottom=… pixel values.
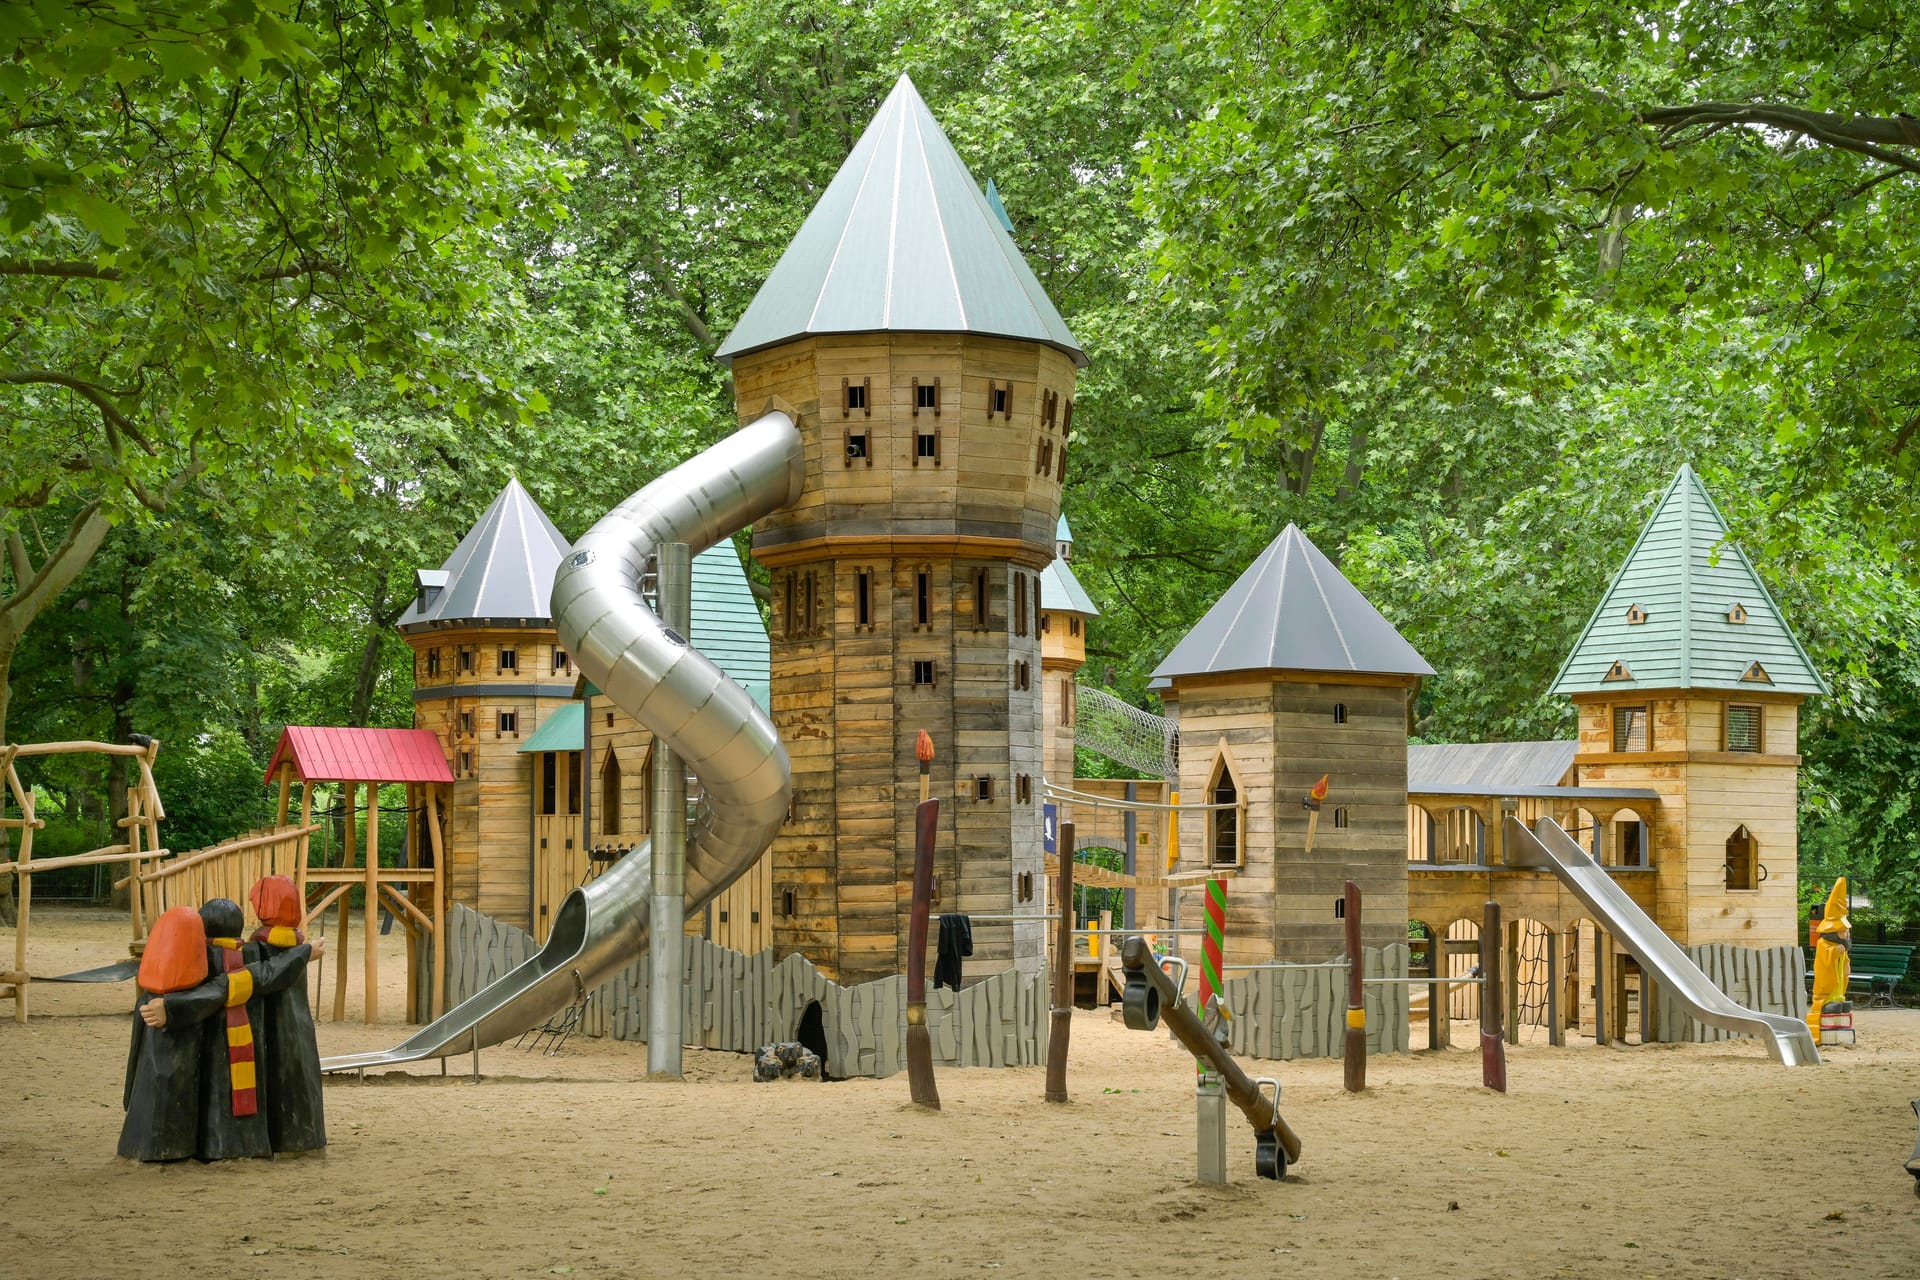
left=195, top=897, right=317, bottom=1161
left=120, top=906, right=321, bottom=1162
left=248, top=875, right=326, bottom=1154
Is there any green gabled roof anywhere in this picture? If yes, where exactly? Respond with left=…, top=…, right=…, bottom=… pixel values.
left=519, top=701, right=584, bottom=754
left=1549, top=465, right=1827, bottom=697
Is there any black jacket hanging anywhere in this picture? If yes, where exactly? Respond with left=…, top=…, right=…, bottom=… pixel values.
left=934, top=913, right=972, bottom=991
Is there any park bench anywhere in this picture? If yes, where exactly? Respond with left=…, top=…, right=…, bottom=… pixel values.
left=1805, top=943, right=1916, bottom=1008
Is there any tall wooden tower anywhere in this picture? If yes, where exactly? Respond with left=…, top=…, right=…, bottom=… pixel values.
left=1040, top=516, right=1099, bottom=786
left=715, top=77, right=1086, bottom=984
left=1151, top=524, right=1433, bottom=965
left=1549, top=465, right=1827, bottom=949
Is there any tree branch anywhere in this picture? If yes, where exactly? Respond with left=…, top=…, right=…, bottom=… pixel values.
left=0, top=503, right=111, bottom=628
left=0, top=258, right=341, bottom=283
left=0, top=370, right=154, bottom=454
left=1640, top=103, right=1920, bottom=175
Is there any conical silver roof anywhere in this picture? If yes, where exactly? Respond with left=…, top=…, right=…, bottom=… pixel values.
left=1151, top=524, right=1433, bottom=681
left=398, top=479, right=572, bottom=632
left=714, top=76, right=1085, bottom=367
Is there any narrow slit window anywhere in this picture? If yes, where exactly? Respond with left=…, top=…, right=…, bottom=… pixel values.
left=1332, top=806, right=1350, bottom=830
left=1018, top=871, right=1033, bottom=903
left=566, top=752, right=581, bottom=815
left=1016, top=774, right=1032, bottom=803
left=1037, top=439, right=1052, bottom=475
left=973, top=568, right=989, bottom=629
left=855, top=569, right=872, bottom=628
left=1041, top=389, right=1057, bottom=430
left=912, top=659, right=936, bottom=686
left=458, top=647, right=475, bottom=674
left=1034, top=576, right=1043, bottom=635
left=459, top=750, right=473, bottom=777
left=1041, top=613, right=1051, bottom=633
left=1068, top=617, right=1080, bottom=637
left=1056, top=444, right=1068, bottom=483
left=783, top=573, right=795, bottom=640
left=1333, top=702, right=1348, bottom=724
left=540, top=752, right=557, bottom=815
left=915, top=570, right=931, bottom=627
left=1014, top=660, right=1030, bottom=690
left=975, top=775, right=994, bottom=802
left=991, top=382, right=1010, bottom=418
left=552, top=648, right=569, bottom=673
left=1726, top=704, right=1763, bottom=753
left=842, top=377, right=870, bottom=416
left=781, top=888, right=796, bottom=917
left=601, top=750, right=622, bottom=836
left=1013, top=571, right=1028, bottom=636
left=1062, top=398, right=1074, bottom=434
left=459, top=710, right=474, bottom=735
left=426, top=649, right=440, bottom=677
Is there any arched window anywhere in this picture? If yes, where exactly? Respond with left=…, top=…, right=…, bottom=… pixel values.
left=1724, top=824, right=1758, bottom=890
left=1333, top=702, right=1347, bottom=725
left=601, top=749, right=622, bottom=836
left=1611, top=808, right=1649, bottom=867
left=1332, top=805, right=1350, bottom=830
left=1208, top=758, right=1240, bottom=866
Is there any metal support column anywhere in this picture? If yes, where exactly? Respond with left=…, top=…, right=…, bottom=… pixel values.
left=648, top=541, right=692, bottom=1078
left=1195, top=1072, right=1227, bottom=1185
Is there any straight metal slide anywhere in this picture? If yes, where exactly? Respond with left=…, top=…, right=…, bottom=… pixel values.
left=322, top=412, right=804, bottom=1072
left=1502, top=815, right=1819, bottom=1069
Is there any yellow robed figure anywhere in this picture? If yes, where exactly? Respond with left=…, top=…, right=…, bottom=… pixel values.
left=1806, top=878, right=1852, bottom=1044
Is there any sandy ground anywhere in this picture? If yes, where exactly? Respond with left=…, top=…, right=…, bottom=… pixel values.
left=4, top=910, right=1918, bottom=1280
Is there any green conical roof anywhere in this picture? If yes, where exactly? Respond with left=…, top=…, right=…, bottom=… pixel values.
left=713, top=76, right=1084, bottom=367
left=1549, top=466, right=1827, bottom=697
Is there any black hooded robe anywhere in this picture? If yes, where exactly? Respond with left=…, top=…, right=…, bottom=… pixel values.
left=251, top=932, right=326, bottom=1153
left=195, top=941, right=312, bottom=1162
left=119, top=976, right=233, bottom=1162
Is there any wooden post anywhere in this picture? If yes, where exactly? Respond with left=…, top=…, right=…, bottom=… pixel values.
left=133, top=737, right=163, bottom=942
left=1592, top=926, right=1608, bottom=1048
left=1343, top=880, right=1365, bottom=1092
left=1505, top=917, right=1522, bottom=1046
left=1546, top=923, right=1563, bottom=1047
left=905, top=795, right=940, bottom=1110
left=1044, top=820, right=1075, bottom=1103
left=364, top=780, right=380, bottom=1025
left=1431, top=930, right=1451, bottom=1050
left=276, top=762, right=293, bottom=826
left=5, top=746, right=28, bottom=1023
left=334, top=781, right=354, bottom=1023
left=1480, top=901, right=1507, bottom=1092
left=427, top=782, right=447, bottom=1019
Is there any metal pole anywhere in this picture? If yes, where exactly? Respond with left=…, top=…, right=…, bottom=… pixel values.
left=648, top=540, right=692, bottom=1079
left=1195, top=1075, right=1227, bottom=1185
left=1122, top=781, right=1137, bottom=931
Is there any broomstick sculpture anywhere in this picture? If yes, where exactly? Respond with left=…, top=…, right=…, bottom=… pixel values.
left=905, top=731, right=940, bottom=1109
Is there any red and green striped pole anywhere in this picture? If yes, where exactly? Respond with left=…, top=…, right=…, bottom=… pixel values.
left=1199, top=876, right=1227, bottom=1018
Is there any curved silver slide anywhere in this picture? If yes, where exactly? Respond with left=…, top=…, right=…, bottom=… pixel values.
left=1503, top=815, right=1819, bottom=1068
left=323, top=412, right=804, bottom=1071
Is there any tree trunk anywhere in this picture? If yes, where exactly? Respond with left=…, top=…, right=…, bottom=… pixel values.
left=0, top=628, right=15, bottom=925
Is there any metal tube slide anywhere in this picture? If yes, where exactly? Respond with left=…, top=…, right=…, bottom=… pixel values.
left=322, top=412, right=804, bottom=1072
left=1502, top=815, right=1819, bottom=1068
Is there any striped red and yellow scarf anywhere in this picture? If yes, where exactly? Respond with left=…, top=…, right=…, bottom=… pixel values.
left=210, top=940, right=258, bottom=1117
left=250, top=926, right=304, bottom=947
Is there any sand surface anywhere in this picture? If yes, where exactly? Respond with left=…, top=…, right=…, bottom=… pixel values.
left=4, top=910, right=1918, bottom=1279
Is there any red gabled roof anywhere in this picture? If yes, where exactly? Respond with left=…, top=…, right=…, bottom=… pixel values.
left=263, top=726, right=454, bottom=785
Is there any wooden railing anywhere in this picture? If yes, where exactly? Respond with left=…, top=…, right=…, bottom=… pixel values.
left=135, top=824, right=319, bottom=929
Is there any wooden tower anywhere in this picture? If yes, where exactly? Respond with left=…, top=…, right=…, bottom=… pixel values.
left=1151, top=524, right=1433, bottom=966
left=1039, top=516, right=1099, bottom=785
left=402, top=486, right=775, bottom=948
left=1548, top=465, right=1827, bottom=949
left=715, top=77, right=1086, bottom=984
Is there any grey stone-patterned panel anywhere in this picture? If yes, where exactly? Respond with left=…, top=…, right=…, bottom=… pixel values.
left=1218, top=944, right=1411, bottom=1061
left=1655, top=943, right=1807, bottom=1044
left=442, top=904, right=1046, bottom=1078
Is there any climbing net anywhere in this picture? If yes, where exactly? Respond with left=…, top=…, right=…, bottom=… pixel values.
left=1074, top=685, right=1179, bottom=779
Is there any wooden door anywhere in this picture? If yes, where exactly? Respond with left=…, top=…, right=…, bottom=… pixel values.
left=532, top=750, right=586, bottom=943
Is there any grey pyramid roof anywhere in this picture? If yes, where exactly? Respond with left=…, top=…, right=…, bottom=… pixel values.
left=714, top=76, right=1085, bottom=367
left=1550, top=465, right=1826, bottom=696
left=397, top=479, right=572, bottom=632
left=1151, top=524, right=1433, bottom=682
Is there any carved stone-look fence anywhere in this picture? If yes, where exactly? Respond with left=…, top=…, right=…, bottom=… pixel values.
left=1654, top=943, right=1808, bottom=1043
left=445, top=904, right=1047, bottom=1077
left=1218, top=943, right=1412, bottom=1060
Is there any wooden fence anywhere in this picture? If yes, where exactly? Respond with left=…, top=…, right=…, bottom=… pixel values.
left=135, top=825, right=318, bottom=928
left=445, top=904, right=1047, bottom=1077
left=1654, top=943, right=1808, bottom=1044
left=1218, top=944, right=1412, bottom=1061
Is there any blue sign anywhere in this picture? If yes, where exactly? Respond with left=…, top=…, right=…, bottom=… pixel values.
left=1042, top=803, right=1058, bottom=854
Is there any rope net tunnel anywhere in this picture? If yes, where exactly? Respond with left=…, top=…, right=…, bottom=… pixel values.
left=1073, top=685, right=1178, bottom=779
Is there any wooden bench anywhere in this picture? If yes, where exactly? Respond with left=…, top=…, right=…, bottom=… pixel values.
left=1806, top=943, right=1916, bottom=1008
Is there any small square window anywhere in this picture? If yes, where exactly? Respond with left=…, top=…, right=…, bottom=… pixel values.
left=552, top=649, right=569, bottom=673
left=912, top=659, right=935, bottom=686
left=1333, top=702, right=1347, bottom=725
left=1726, top=704, right=1763, bottom=753
left=990, top=382, right=1010, bottom=418
left=458, top=648, right=475, bottom=674
left=843, top=377, right=870, bottom=415
left=498, top=711, right=518, bottom=734
left=975, top=775, right=994, bottom=802
left=1612, top=705, right=1649, bottom=752
left=844, top=428, right=871, bottom=466
left=1014, top=660, right=1030, bottom=690
left=780, top=888, right=796, bottom=917
left=914, top=378, right=940, bottom=413
left=605, top=711, right=614, bottom=728
left=499, top=647, right=518, bottom=672
left=916, top=430, right=939, bottom=463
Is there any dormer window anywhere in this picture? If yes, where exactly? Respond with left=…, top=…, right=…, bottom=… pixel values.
left=1625, top=604, right=1647, bottom=625
left=1727, top=603, right=1748, bottom=624
left=1603, top=659, right=1633, bottom=682
left=1741, top=660, right=1773, bottom=684
left=842, top=377, right=870, bottom=417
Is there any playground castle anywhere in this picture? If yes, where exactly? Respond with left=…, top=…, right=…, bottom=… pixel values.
left=6, top=78, right=1827, bottom=1068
